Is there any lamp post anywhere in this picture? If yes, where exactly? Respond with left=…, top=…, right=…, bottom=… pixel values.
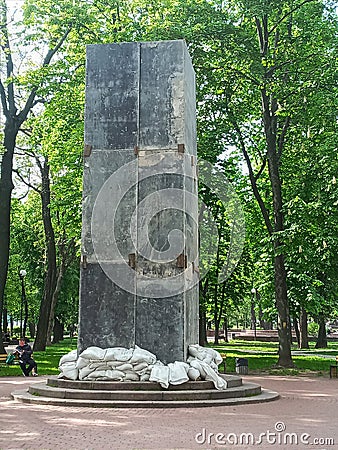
left=251, top=288, right=257, bottom=341
left=19, top=269, right=27, bottom=337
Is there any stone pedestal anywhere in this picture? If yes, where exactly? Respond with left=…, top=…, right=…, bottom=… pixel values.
left=79, top=40, right=199, bottom=363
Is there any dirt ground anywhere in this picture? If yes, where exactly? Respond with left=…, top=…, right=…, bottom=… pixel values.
left=0, top=374, right=337, bottom=450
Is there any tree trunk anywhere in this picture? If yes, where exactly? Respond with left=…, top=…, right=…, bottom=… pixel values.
left=52, top=317, right=64, bottom=344
left=274, top=251, right=293, bottom=366
left=10, top=317, right=13, bottom=337
left=199, top=278, right=208, bottom=346
left=232, top=86, right=293, bottom=365
left=224, top=316, right=228, bottom=343
left=34, top=158, right=57, bottom=351
left=0, top=122, right=17, bottom=354
left=46, top=261, right=65, bottom=345
left=293, top=316, right=300, bottom=348
left=199, top=307, right=207, bottom=346
left=22, top=279, right=28, bottom=338
left=250, top=295, right=257, bottom=339
left=315, top=316, right=327, bottom=349
left=300, top=307, right=309, bottom=349
left=264, top=90, right=292, bottom=366
left=2, top=307, right=8, bottom=334
left=213, top=250, right=221, bottom=346
left=256, top=16, right=293, bottom=367
left=214, top=281, right=226, bottom=345
left=28, top=322, right=35, bottom=339
left=214, top=317, right=219, bottom=345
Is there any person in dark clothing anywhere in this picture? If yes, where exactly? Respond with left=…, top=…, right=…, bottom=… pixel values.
left=13, top=338, right=38, bottom=377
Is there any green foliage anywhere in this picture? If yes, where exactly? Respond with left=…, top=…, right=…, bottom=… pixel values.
left=308, top=322, right=320, bottom=337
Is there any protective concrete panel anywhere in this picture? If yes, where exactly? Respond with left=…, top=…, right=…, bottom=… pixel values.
left=85, top=43, right=140, bottom=150
left=135, top=296, right=185, bottom=364
left=78, top=263, right=136, bottom=353
left=79, top=41, right=198, bottom=361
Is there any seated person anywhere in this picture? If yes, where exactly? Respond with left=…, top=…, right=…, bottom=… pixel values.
left=13, top=337, right=38, bottom=377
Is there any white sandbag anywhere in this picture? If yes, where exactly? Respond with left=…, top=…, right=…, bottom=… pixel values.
left=140, top=373, right=150, bottom=381
left=135, top=366, right=151, bottom=376
left=86, top=369, right=125, bottom=381
left=60, top=362, right=78, bottom=381
left=188, top=344, right=203, bottom=358
left=189, top=359, right=207, bottom=378
left=149, top=364, right=170, bottom=389
left=130, top=346, right=156, bottom=365
left=202, top=354, right=213, bottom=365
left=61, top=367, right=78, bottom=380
left=85, top=370, right=112, bottom=380
left=104, top=347, right=133, bottom=362
left=113, top=363, right=133, bottom=372
left=79, top=366, right=96, bottom=380
left=212, top=349, right=223, bottom=365
left=133, top=362, right=148, bottom=372
left=205, top=347, right=223, bottom=365
left=88, top=361, right=111, bottom=371
left=76, top=356, right=89, bottom=369
left=59, top=349, right=78, bottom=365
left=202, top=347, right=222, bottom=365
left=124, top=371, right=140, bottom=381
left=188, top=345, right=208, bottom=361
left=210, top=361, right=218, bottom=371
left=188, top=344, right=222, bottom=366
left=79, top=346, right=106, bottom=360
left=109, top=369, right=126, bottom=380
left=107, top=360, right=127, bottom=368
left=188, top=367, right=200, bottom=381
left=199, top=360, right=227, bottom=390
left=59, top=360, right=77, bottom=372
left=168, top=361, right=189, bottom=385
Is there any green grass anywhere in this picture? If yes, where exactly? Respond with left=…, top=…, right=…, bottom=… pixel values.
left=211, top=339, right=338, bottom=376
left=0, top=338, right=77, bottom=377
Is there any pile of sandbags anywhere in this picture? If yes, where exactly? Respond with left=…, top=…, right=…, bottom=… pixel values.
left=187, top=344, right=227, bottom=390
left=149, top=361, right=190, bottom=389
left=76, top=345, right=156, bottom=381
left=58, top=350, right=78, bottom=380
left=58, top=344, right=227, bottom=390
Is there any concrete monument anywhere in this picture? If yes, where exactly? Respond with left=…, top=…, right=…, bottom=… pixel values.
left=79, top=40, right=199, bottom=363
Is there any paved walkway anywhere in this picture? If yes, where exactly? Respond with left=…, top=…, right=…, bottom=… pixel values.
left=0, top=375, right=337, bottom=449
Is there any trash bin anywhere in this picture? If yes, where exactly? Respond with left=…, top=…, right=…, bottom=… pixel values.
left=235, top=357, right=248, bottom=375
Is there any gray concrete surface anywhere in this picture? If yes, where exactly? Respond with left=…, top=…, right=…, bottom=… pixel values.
left=0, top=374, right=337, bottom=449
left=80, top=40, right=199, bottom=363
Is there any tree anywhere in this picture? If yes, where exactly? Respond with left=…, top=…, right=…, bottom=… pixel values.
left=0, top=0, right=71, bottom=352
left=13, top=72, right=83, bottom=349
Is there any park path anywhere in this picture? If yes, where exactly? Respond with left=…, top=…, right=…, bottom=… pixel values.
left=0, top=374, right=337, bottom=449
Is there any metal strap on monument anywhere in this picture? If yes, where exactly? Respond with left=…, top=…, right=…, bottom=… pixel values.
left=84, top=144, right=92, bottom=157
left=176, top=253, right=187, bottom=268
left=128, top=253, right=136, bottom=269
left=178, top=143, right=185, bottom=153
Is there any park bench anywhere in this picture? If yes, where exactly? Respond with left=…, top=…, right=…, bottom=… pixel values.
left=0, top=352, right=19, bottom=367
